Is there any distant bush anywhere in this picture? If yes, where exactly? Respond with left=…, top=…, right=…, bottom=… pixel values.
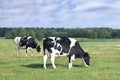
left=0, top=27, right=120, bottom=40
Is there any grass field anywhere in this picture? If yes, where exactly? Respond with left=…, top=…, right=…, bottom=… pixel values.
left=0, top=39, right=120, bottom=80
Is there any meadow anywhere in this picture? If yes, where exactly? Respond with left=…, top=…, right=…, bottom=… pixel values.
left=0, top=39, right=120, bottom=80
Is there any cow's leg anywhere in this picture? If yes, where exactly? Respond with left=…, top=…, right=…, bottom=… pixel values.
left=26, top=50, right=28, bottom=56
left=68, top=56, right=72, bottom=69
left=68, top=54, right=75, bottom=69
left=26, top=47, right=29, bottom=56
left=70, top=61, right=73, bottom=68
left=81, top=58, right=89, bottom=67
left=71, top=55, right=75, bottom=68
left=30, top=47, right=33, bottom=56
left=43, top=54, right=47, bottom=69
left=50, top=53, right=56, bottom=69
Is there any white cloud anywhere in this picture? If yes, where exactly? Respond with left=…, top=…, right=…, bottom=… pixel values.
left=74, top=1, right=107, bottom=11
left=1, top=8, right=25, bottom=15
left=0, top=0, right=120, bottom=28
left=39, top=4, right=57, bottom=13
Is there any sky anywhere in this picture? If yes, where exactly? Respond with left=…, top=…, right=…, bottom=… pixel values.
left=0, top=0, right=120, bottom=29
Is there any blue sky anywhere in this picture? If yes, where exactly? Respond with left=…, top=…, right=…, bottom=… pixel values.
left=0, top=0, right=120, bottom=29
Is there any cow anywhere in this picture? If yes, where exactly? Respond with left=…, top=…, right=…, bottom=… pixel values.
left=14, top=36, right=41, bottom=56
left=43, top=37, right=90, bottom=69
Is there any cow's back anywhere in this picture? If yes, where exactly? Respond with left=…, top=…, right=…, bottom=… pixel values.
left=56, top=37, right=71, bottom=53
left=26, top=38, right=37, bottom=48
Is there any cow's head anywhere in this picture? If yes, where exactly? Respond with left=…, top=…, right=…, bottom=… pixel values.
left=36, top=45, right=41, bottom=52
left=84, top=52, right=90, bottom=66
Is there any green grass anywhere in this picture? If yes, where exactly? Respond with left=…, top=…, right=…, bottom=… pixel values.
left=0, top=39, right=120, bottom=80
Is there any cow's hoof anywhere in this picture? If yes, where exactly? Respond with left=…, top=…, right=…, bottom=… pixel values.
left=44, top=67, right=47, bottom=70
left=53, top=67, right=56, bottom=69
left=54, top=68, right=56, bottom=69
left=85, top=65, right=89, bottom=67
left=44, top=66, right=47, bottom=70
left=68, top=67, right=72, bottom=69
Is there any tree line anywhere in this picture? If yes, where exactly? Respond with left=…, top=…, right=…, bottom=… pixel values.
left=0, top=27, right=120, bottom=40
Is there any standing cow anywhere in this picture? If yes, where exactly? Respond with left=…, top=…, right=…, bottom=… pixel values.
left=14, top=36, right=41, bottom=56
left=43, top=37, right=90, bottom=69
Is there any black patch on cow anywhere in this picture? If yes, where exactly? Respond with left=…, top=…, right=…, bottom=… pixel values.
left=43, top=38, right=55, bottom=54
left=54, top=44, right=62, bottom=52
left=44, top=38, right=55, bottom=47
left=69, top=42, right=84, bottom=58
left=19, top=36, right=28, bottom=46
left=56, top=37, right=71, bottom=53
left=26, top=38, right=37, bottom=48
left=83, top=52, right=90, bottom=65
left=57, top=46, right=62, bottom=51
left=25, top=37, right=41, bottom=52
left=54, top=44, right=57, bottom=49
left=69, top=41, right=90, bottom=65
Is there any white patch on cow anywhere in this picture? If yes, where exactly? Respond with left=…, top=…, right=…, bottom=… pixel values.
left=50, top=53, right=56, bottom=69
left=68, top=38, right=77, bottom=54
left=56, top=43, right=60, bottom=48
left=45, top=49, right=51, bottom=58
left=68, top=63, right=71, bottom=69
left=56, top=37, right=61, bottom=41
left=60, top=53, right=68, bottom=56
left=68, top=62, right=73, bottom=69
left=69, top=38, right=77, bottom=48
left=14, top=37, right=21, bottom=56
left=49, top=37, right=56, bottom=40
left=43, top=54, right=47, bottom=69
left=51, top=47, right=61, bottom=55
left=56, top=43, right=62, bottom=51
left=48, top=37, right=56, bottom=45
left=81, top=58, right=89, bottom=67
left=45, top=49, right=49, bottom=54
left=71, top=55, right=75, bottom=61
left=14, top=37, right=21, bottom=45
left=27, top=36, right=32, bottom=39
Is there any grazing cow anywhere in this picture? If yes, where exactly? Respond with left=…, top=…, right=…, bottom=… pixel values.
left=43, top=37, right=90, bottom=69
left=14, top=36, right=41, bottom=56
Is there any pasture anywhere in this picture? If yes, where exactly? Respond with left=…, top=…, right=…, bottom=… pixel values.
left=0, top=39, right=120, bottom=80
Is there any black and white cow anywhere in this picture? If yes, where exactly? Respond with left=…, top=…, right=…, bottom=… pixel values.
left=14, top=36, right=41, bottom=56
left=43, top=37, right=90, bottom=69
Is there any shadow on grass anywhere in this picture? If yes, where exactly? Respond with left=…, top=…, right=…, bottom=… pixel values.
left=21, top=63, right=45, bottom=69
left=73, top=64, right=84, bottom=68
left=21, top=63, right=83, bottom=69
